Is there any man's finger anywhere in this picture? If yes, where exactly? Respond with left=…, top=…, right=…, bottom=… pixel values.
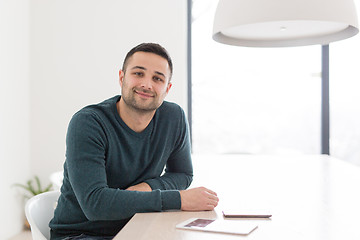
left=205, top=188, right=217, bottom=196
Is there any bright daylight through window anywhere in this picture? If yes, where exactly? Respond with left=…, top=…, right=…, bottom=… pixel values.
left=330, top=1, right=360, bottom=166
left=192, top=0, right=360, bottom=166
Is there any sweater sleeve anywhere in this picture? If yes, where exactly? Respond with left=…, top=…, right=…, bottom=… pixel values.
left=145, top=107, right=193, bottom=191
left=65, top=111, right=180, bottom=221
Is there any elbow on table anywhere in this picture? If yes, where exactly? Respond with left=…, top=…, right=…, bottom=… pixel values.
left=82, top=206, right=133, bottom=222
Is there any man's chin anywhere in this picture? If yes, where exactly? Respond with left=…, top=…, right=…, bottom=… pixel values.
left=131, top=103, right=160, bottom=113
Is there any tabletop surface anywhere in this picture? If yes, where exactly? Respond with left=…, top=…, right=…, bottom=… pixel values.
left=114, top=154, right=360, bottom=240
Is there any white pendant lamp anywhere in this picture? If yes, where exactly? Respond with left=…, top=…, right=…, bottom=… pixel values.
left=213, top=0, right=359, bottom=47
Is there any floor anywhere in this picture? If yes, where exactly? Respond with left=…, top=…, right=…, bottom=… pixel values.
left=8, top=231, right=32, bottom=240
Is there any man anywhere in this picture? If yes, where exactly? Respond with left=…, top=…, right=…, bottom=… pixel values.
left=50, top=43, right=219, bottom=240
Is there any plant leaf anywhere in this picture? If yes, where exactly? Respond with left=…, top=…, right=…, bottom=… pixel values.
left=12, top=183, right=31, bottom=192
left=13, top=176, right=53, bottom=197
left=26, top=180, right=37, bottom=196
left=43, top=183, right=53, bottom=193
left=35, top=176, right=42, bottom=193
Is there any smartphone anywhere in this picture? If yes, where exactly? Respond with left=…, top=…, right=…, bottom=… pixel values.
left=222, top=210, right=272, bottom=218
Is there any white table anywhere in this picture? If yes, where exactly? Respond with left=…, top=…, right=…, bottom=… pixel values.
left=114, top=154, right=360, bottom=240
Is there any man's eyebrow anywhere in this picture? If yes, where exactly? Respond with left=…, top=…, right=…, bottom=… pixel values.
left=154, top=71, right=166, bottom=78
left=131, top=66, right=166, bottom=78
left=131, top=66, right=146, bottom=71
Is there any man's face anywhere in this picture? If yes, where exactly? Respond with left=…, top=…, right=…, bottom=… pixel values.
left=119, top=51, right=172, bottom=113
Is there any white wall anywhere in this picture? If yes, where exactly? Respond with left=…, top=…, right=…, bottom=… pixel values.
left=0, top=0, right=31, bottom=239
left=1, top=0, right=188, bottom=238
left=29, top=0, right=188, bottom=195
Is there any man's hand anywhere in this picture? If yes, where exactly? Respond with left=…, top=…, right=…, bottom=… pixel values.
left=126, top=182, right=152, bottom=192
left=180, top=187, right=219, bottom=211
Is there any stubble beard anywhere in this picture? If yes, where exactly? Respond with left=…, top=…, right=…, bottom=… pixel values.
left=122, top=87, right=163, bottom=113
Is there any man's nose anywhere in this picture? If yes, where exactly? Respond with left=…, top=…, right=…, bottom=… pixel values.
left=140, top=76, right=152, bottom=90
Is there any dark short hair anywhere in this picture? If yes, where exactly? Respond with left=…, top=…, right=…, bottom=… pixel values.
left=122, top=43, right=173, bottom=80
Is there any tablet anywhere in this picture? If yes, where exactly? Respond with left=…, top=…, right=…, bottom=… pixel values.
left=176, top=218, right=258, bottom=235
left=222, top=210, right=272, bottom=218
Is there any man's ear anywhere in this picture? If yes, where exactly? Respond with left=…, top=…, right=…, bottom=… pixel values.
left=119, top=70, right=124, bottom=87
left=166, top=82, right=172, bottom=94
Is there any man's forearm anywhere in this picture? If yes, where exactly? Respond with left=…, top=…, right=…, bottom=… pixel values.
left=145, top=172, right=193, bottom=191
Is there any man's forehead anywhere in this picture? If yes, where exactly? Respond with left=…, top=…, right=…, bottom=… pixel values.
left=127, top=52, right=169, bottom=71
left=124, top=53, right=171, bottom=81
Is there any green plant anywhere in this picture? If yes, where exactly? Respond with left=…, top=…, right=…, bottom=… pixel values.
left=13, top=175, right=53, bottom=199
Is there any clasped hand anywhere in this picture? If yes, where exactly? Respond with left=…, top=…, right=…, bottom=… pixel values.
left=180, top=187, right=219, bottom=211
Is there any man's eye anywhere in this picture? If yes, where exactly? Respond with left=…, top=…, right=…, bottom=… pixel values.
left=134, top=72, right=143, bottom=76
left=153, top=77, right=163, bottom=82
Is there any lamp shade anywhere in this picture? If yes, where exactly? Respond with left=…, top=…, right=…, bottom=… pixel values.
left=213, top=0, right=359, bottom=47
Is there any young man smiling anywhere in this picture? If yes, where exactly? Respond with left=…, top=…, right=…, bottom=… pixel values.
left=49, top=43, right=219, bottom=240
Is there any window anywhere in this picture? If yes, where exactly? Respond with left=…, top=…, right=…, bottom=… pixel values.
left=192, top=0, right=321, bottom=155
left=330, top=0, right=360, bottom=166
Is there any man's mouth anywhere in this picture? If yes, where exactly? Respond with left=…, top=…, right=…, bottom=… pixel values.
left=134, top=90, right=155, bottom=98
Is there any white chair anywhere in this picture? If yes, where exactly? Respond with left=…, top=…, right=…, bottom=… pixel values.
left=25, top=191, right=60, bottom=240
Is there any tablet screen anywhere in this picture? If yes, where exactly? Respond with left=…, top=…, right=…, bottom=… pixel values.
left=176, top=218, right=258, bottom=235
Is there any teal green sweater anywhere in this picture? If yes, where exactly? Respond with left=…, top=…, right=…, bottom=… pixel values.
left=49, top=96, right=193, bottom=239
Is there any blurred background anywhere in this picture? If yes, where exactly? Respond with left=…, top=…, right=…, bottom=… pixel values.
left=192, top=0, right=360, bottom=165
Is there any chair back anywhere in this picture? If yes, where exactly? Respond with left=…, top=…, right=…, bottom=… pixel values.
left=25, top=191, right=60, bottom=240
